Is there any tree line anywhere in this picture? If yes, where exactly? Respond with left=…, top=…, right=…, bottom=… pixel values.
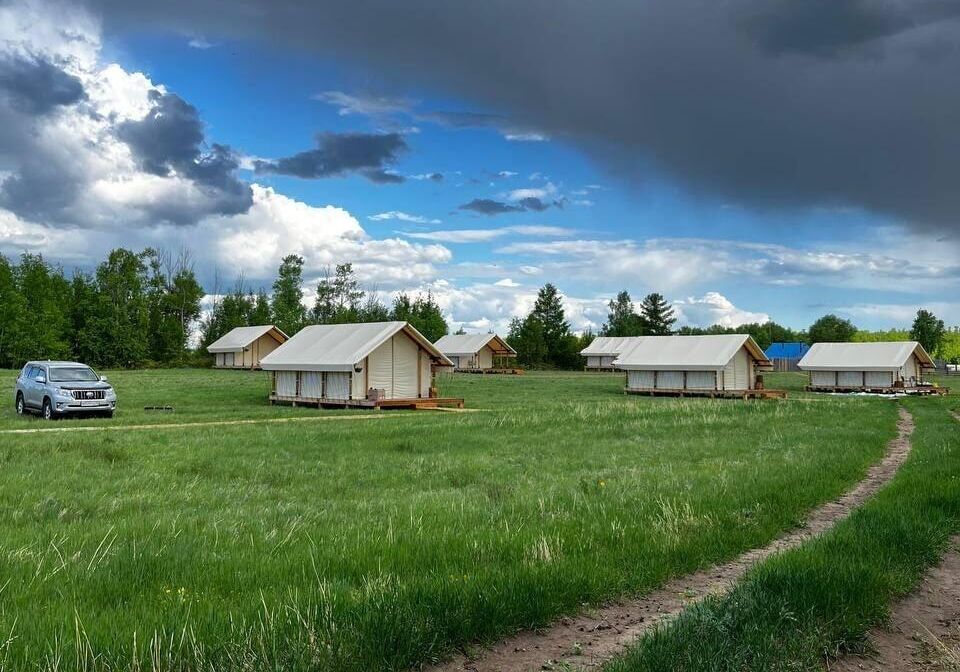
left=0, top=251, right=448, bottom=370
left=0, top=249, right=203, bottom=370
left=200, top=255, right=448, bottom=350
left=1, top=248, right=955, bottom=370
left=507, top=288, right=959, bottom=368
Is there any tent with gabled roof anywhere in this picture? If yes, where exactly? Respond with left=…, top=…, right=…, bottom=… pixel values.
left=579, top=336, right=643, bottom=370
left=260, top=321, right=453, bottom=403
left=614, top=334, right=772, bottom=393
left=798, top=341, right=935, bottom=391
left=434, top=333, right=516, bottom=370
left=207, top=325, right=288, bottom=369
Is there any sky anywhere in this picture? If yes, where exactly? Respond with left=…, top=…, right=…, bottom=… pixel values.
left=1, top=0, right=959, bottom=334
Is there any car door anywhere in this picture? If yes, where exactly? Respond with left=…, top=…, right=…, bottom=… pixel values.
left=27, top=365, right=46, bottom=408
left=20, top=366, right=37, bottom=407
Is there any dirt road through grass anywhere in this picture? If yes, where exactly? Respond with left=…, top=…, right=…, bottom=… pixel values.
left=827, top=537, right=960, bottom=672
left=431, top=406, right=916, bottom=672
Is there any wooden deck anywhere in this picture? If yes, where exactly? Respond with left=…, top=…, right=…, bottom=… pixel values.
left=453, top=367, right=524, bottom=375
left=269, top=394, right=465, bottom=410
left=806, top=385, right=949, bottom=396
left=625, top=387, right=788, bottom=400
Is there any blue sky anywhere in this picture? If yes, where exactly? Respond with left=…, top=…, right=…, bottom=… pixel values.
left=1, top=0, right=958, bottom=334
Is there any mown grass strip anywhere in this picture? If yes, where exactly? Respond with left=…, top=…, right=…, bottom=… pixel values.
left=0, top=411, right=404, bottom=434
left=604, top=397, right=960, bottom=672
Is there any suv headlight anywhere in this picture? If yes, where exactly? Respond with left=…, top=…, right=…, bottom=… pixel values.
left=105, top=387, right=117, bottom=399
left=54, top=388, right=72, bottom=398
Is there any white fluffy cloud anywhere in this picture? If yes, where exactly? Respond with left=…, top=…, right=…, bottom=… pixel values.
left=672, top=292, right=770, bottom=328
left=403, top=225, right=573, bottom=244
left=205, top=185, right=450, bottom=286
left=369, top=210, right=441, bottom=224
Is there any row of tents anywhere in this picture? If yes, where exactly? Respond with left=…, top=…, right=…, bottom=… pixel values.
left=582, top=335, right=940, bottom=395
left=207, top=324, right=942, bottom=407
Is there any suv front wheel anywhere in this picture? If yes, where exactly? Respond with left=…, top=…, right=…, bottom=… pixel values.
left=15, top=393, right=25, bottom=415
left=42, top=398, right=56, bottom=421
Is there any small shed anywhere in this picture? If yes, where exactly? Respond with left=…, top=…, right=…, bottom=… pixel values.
left=434, top=333, right=517, bottom=371
left=207, top=325, right=288, bottom=369
left=764, top=342, right=811, bottom=372
left=260, top=321, right=461, bottom=408
left=580, top=336, right=643, bottom=370
left=614, top=335, right=778, bottom=397
left=798, top=341, right=939, bottom=393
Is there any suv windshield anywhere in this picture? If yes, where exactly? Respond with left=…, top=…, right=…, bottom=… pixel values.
left=48, top=366, right=99, bottom=383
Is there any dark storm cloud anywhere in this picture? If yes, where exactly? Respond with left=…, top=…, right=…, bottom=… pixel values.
left=254, top=132, right=407, bottom=183
left=459, top=199, right=523, bottom=215
left=0, top=54, right=85, bottom=114
left=740, top=0, right=960, bottom=56
left=87, top=0, right=960, bottom=232
left=458, top=196, right=563, bottom=215
left=117, top=90, right=252, bottom=220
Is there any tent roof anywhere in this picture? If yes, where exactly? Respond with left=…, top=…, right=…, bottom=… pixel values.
left=579, top=336, right=643, bottom=356
left=798, top=341, right=934, bottom=371
left=613, top=334, right=771, bottom=371
left=434, top=333, right=516, bottom=357
left=765, top=342, right=810, bottom=359
left=207, top=325, right=287, bottom=353
left=260, top=321, right=453, bottom=372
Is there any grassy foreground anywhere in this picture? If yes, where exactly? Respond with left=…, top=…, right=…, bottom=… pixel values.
left=605, top=388, right=960, bottom=672
left=0, top=369, right=896, bottom=670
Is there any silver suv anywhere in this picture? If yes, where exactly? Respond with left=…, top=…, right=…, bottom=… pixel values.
left=15, top=361, right=117, bottom=420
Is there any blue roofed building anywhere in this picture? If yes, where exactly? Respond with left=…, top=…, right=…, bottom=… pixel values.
left=764, top=342, right=811, bottom=371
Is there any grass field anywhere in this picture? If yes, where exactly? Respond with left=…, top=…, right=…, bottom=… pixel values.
left=0, top=368, right=913, bottom=670
left=606, top=382, right=960, bottom=672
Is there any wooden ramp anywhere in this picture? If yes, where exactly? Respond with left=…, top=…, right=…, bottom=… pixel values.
left=625, top=387, right=788, bottom=400
left=269, top=394, right=464, bottom=410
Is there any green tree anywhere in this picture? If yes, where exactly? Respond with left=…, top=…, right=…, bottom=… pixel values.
left=358, top=294, right=391, bottom=322
left=639, top=293, right=676, bottom=335
left=910, top=309, right=945, bottom=356
left=808, top=314, right=857, bottom=343
left=271, top=254, right=307, bottom=336
left=12, top=253, right=71, bottom=364
left=249, top=290, right=272, bottom=326
left=89, top=249, right=150, bottom=367
left=602, top=290, right=645, bottom=337
left=510, top=284, right=580, bottom=368
left=507, top=315, right=548, bottom=367
left=408, top=293, right=448, bottom=342
left=69, top=272, right=99, bottom=364
left=0, top=254, right=25, bottom=368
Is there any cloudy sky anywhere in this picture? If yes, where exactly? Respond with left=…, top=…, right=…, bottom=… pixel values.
left=1, top=0, right=959, bottom=333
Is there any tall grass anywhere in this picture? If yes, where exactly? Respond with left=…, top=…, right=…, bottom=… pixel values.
left=605, top=392, right=960, bottom=672
left=0, top=370, right=896, bottom=670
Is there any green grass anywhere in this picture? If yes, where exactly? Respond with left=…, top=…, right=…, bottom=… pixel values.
left=604, top=389, right=960, bottom=672
left=0, top=369, right=900, bottom=670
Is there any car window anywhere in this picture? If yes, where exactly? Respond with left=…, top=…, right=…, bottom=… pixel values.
left=20, top=366, right=33, bottom=380
left=33, top=367, right=45, bottom=381
left=48, top=366, right=99, bottom=383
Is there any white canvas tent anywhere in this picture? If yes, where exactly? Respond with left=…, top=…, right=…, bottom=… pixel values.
left=434, top=333, right=516, bottom=370
left=580, top=336, right=643, bottom=370
left=260, top=321, right=455, bottom=405
left=798, top=341, right=935, bottom=391
left=207, top=325, right=288, bottom=369
left=614, top=334, right=773, bottom=394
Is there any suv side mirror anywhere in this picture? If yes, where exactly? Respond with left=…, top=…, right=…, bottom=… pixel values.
left=100, top=375, right=108, bottom=382
left=35, top=374, right=46, bottom=384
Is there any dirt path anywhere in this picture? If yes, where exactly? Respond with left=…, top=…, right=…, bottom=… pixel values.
left=429, top=406, right=915, bottom=672
left=0, top=412, right=399, bottom=435
left=827, top=537, right=960, bottom=672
